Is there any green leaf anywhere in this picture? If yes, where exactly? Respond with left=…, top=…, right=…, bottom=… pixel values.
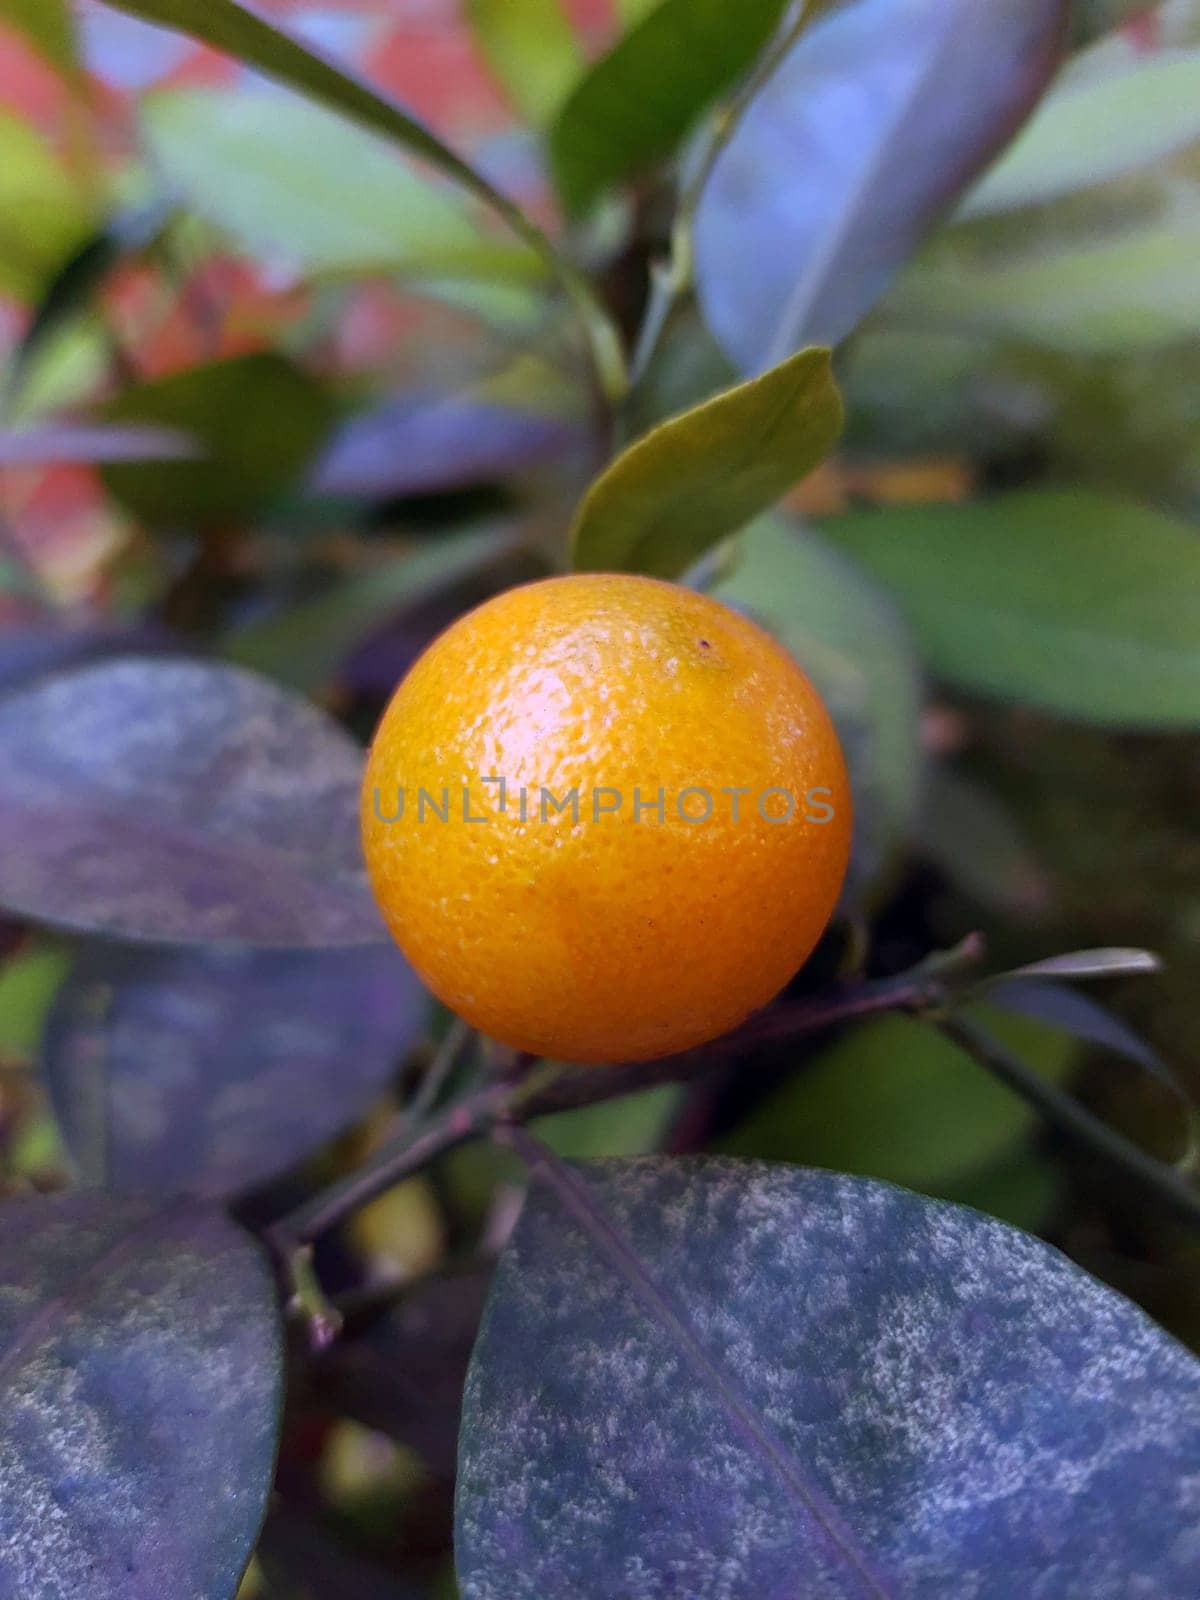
left=918, top=765, right=1049, bottom=915
left=0, top=945, right=68, bottom=1059
left=0, top=109, right=92, bottom=302
left=143, top=89, right=544, bottom=283
left=1, top=0, right=79, bottom=76
left=823, top=491, right=1200, bottom=727
left=0, top=1192, right=282, bottom=1600
left=892, top=207, right=1200, bottom=354
left=960, top=48, right=1200, bottom=218
left=570, top=346, right=842, bottom=576
left=549, top=0, right=789, bottom=216
left=98, top=0, right=626, bottom=397
left=535, top=1083, right=681, bottom=1159
left=716, top=516, right=922, bottom=898
left=466, top=0, right=582, bottom=124
left=100, top=352, right=336, bottom=525
left=222, top=524, right=524, bottom=690
left=721, top=1005, right=1078, bottom=1192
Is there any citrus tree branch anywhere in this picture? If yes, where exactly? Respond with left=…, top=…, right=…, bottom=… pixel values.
left=936, top=1012, right=1200, bottom=1231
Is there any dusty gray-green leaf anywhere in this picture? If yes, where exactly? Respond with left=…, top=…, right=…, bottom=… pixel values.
left=143, top=88, right=544, bottom=284
left=716, top=516, right=922, bottom=899
left=458, top=1156, right=1200, bottom=1599
left=999, top=947, right=1163, bottom=982
left=959, top=46, right=1200, bottom=218
left=549, top=0, right=789, bottom=216
left=0, top=1191, right=282, bottom=1600
left=570, top=347, right=842, bottom=576
left=0, top=657, right=385, bottom=945
left=822, top=491, right=1200, bottom=726
left=891, top=206, right=1200, bottom=354
left=466, top=0, right=582, bottom=124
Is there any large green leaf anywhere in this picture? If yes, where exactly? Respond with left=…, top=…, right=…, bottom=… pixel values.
left=100, top=352, right=336, bottom=525
left=960, top=47, right=1200, bottom=218
left=466, top=0, right=582, bottom=124
left=823, top=491, right=1200, bottom=727
left=918, top=764, right=1049, bottom=914
left=549, top=0, right=789, bottom=216
left=458, top=1156, right=1200, bottom=1598
left=892, top=206, right=1200, bottom=354
left=0, top=109, right=92, bottom=302
left=570, top=347, right=841, bottom=576
left=0, top=1192, right=282, bottom=1600
left=716, top=517, right=922, bottom=898
left=721, top=1005, right=1076, bottom=1191
left=1, top=0, right=78, bottom=75
left=98, top=0, right=622, bottom=393
left=143, top=89, right=544, bottom=283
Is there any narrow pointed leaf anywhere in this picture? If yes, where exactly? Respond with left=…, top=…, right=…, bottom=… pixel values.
left=466, top=0, right=582, bottom=124
left=458, top=1157, right=1200, bottom=1599
left=96, top=0, right=576, bottom=300
left=549, top=0, right=789, bottom=216
left=0, top=423, right=197, bottom=465
left=987, top=978, right=1184, bottom=1098
left=694, top=0, right=1068, bottom=371
left=959, top=47, right=1200, bottom=219
left=1000, top=948, right=1163, bottom=983
left=570, top=347, right=842, bottom=576
left=0, top=658, right=384, bottom=945
left=0, top=1192, right=282, bottom=1600
left=143, top=89, right=544, bottom=283
left=890, top=210, right=1200, bottom=355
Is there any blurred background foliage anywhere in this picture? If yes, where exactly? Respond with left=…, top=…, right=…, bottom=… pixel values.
left=0, top=1, right=1198, bottom=1594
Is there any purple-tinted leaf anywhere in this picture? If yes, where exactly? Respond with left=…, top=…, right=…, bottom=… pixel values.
left=694, top=0, right=1069, bottom=371
left=41, top=941, right=427, bottom=1198
left=459, top=1157, right=1200, bottom=1599
left=0, top=621, right=178, bottom=695
left=0, top=657, right=385, bottom=946
left=0, top=423, right=197, bottom=466
left=987, top=977, right=1184, bottom=1099
left=0, top=1191, right=282, bottom=1600
left=309, top=392, right=574, bottom=500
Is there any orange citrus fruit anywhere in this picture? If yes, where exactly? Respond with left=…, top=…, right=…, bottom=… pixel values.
left=361, top=573, right=851, bottom=1063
